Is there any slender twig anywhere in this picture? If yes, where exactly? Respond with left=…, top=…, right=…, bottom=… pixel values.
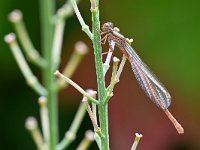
left=57, top=41, right=89, bottom=90
left=54, top=71, right=99, bottom=104
left=8, top=10, right=47, bottom=68
left=39, top=0, right=58, bottom=149
left=56, top=89, right=96, bottom=150
left=25, top=117, right=47, bottom=150
left=82, top=97, right=103, bottom=138
left=55, top=0, right=80, bottom=20
left=91, top=103, right=97, bottom=126
left=76, top=130, right=95, bottom=150
left=131, top=133, right=143, bottom=150
left=52, top=0, right=82, bottom=70
left=52, top=8, right=66, bottom=70
left=103, top=40, right=115, bottom=76
left=115, top=38, right=134, bottom=80
left=70, top=0, right=93, bottom=40
left=38, top=96, right=50, bottom=145
left=4, top=33, right=47, bottom=96
left=116, top=54, right=127, bottom=80
left=56, top=102, right=85, bottom=150
left=91, top=92, right=101, bottom=149
left=105, top=57, right=120, bottom=103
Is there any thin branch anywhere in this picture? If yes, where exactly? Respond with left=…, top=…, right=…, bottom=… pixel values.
left=56, top=90, right=96, bottom=150
left=116, top=54, right=126, bottom=80
left=52, top=8, right=66, bottom=70
left=105, top=57, right=120, bottom=103
left=57, top=41, right=89, bottom=90
left=103, top=40, right=115, bottom=76
left=4, top=33, right=47, bottom=96
left=70, top=0, right=93, bottom=39
left=56, top=102, right=85, bottom=150
left=76, top=130, right=95, bottom=150
left=92, top=103, right=97, bottom=126
left=38, top=96, right=50, bottom=145
left=55, top=0, right=81, bottom=20
left=25, top=117, right=47, bottom=150
left=8, top=10, right=47, bottom=68
left=131, top=133, right=143, bottom=150
left=82, top=97, right=103, bottom=138
left=54, top=71, right=99, bottom=104
left=116, top=38, right=133, bottom=80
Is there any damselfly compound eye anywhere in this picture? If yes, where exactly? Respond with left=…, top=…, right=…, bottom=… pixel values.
left=102, top=22, right=114, bottom=31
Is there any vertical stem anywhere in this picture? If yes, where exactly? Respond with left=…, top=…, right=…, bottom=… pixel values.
left=40, top=0, right=58, bottom=149
left=91, top=1, right=109, bottom=149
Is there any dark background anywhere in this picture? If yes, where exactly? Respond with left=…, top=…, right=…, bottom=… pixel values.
left=0, top=0, right=200, bottom=149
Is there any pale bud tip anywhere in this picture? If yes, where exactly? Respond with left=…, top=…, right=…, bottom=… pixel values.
left=134, top=133, right=143, bottom=142
left=114, top=27, right=120, bottom=32
left=85, top=130, right=95, bottom=141
left=38, top=96, right=47, bottom=106
left=113, top=57, right=120, bottom=62
left=25, top=116, right=37, bottom=130
left=4, top=33, right=16, bottom=43
left=86, top=89, right=97, bottom=97
left=65, top=132, right=76, bottom=140
left=126, top=38, right=134, bottom=44
left=57, top=8, right=66, bottom=17
left=9, top=10, right=22, bottom=22
left=75, top=41, right=89, bottom=55
left=135, top=133, right=143, bottom=138
left=54, top=70, right=59, bottom=75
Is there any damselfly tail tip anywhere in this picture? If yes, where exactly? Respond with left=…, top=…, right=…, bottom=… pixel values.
left=173, top=120, right=184, bottom=134
left=164, top=109, right=184, bottom=134
left=176, top=123, right=184, bottom=134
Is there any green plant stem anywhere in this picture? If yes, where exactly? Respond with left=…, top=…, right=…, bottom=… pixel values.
left=91, top=2, right=110, bottom=149
left=40, top=0, right=58, bottom=149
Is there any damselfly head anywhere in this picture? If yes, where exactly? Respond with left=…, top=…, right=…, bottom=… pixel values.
left=102, top=22, right=113, bottom=31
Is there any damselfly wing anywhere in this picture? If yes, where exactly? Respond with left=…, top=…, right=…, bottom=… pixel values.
left=101, top=22, right=184, bottom=134
left=101, top=22, right=171, bottom=110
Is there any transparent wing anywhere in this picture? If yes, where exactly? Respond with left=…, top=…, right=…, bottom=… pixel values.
left=124, top=42, right=171, bottom=109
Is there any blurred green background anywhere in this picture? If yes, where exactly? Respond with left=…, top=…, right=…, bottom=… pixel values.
left=0, top=0, right=200, bottom=149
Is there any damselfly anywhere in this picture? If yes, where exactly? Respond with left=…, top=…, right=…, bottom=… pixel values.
left=101, top=22, right=184, bottom=134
